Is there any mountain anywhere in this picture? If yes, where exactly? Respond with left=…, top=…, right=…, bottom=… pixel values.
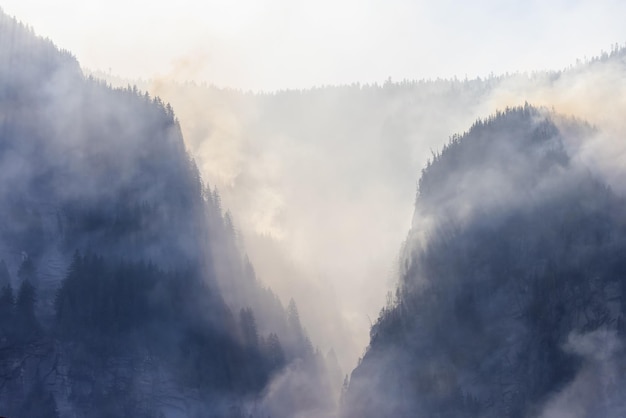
left=89, top=44, right=626, bottom=373
left=0, top=10, right=335, bottom=418
left=342, top=105, right=626, bottom=417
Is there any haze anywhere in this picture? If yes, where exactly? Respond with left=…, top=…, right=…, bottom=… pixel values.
left=3, top=0, right=626, bottom=91
left=3, top=0, right=626, bottom=374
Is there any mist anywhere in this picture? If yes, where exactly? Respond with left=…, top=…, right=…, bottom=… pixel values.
left=342, top=102, right=626, bottom=417
left=81, top=47, right=626, bottom=377
left=0, top=12, right=344, bottom=417
left=139, top=51, right=626, bottom=417
left=3, top=3, right=626, bottom=417
left=4, top=1, right=626, bottom=90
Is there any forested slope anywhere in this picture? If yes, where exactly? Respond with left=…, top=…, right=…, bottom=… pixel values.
left=343, top=105, right=626, bottom=418
left=0, top=10, right=335, bottom=418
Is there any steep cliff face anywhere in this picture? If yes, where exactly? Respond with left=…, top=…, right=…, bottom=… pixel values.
left=0, top=11, right=334, bottom=418
left=343, top=106, right=626, bottom=418
left=0, top=9, right=218, bottom=342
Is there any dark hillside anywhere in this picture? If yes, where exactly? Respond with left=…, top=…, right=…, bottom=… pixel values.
left=343, top=105, right=626, bottom=418
left=0, top=10, right=333, bottom=417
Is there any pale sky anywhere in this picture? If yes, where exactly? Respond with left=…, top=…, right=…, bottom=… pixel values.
left=2, top=0, right=625, bottom=91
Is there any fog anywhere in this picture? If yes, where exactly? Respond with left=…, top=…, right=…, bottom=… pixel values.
left=3, top=3, right=626, bottom=417
left=539, top=330, right=626, bottom=418
left=76, top=47, right=626, bottom=379
left=3, top=1, right=626, bottom=90
left=342, top=101, right=626, bottom=416
left=101, top=78, right=492, bottom=371
left=0, top=13, right=345, bottom=416
left=484, top=58, right=626, bottom=193
left=4, top=1, right=626, bottom=375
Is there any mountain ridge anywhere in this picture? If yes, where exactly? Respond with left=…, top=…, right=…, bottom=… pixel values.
left=342, top=105, right=626, bottom=418
left=0, top=9, right=337, bottom=417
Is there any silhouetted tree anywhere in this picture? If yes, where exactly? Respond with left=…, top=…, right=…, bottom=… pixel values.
left=240, top=308, right=259, bottom=348
left=17, top=255, right=37, bottom=285
left=15, top=279, right=39, bottom=341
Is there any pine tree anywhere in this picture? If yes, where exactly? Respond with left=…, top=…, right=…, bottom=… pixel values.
left=17, top=255, right=37, bottom=285
left=0, top=259, right=10, bottom=288
left=15, top=279, right=40, bottom=341
left=0, top=282, right=14, bottom=340
left=286, top=298, right=302, bottom=334
left=266, top=332, right=285, bottom=370
left=239, top=308, right=259, bottom=348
